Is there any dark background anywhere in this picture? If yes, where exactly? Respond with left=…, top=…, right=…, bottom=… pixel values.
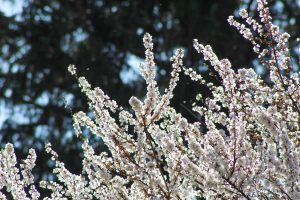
left=0, top=0, right=299, bottom=197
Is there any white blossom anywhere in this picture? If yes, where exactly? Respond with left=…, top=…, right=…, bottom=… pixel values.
left=1, top=1, right=299, bottom=199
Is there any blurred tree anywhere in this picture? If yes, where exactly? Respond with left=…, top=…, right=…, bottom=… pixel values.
left=0, top=0, right=299, bottom=196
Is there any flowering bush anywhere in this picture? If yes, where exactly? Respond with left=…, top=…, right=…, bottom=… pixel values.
left=1, top=0, right=299, bottom=199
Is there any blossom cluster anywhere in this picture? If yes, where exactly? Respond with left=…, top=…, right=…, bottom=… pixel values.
left=1, top=0, right=299, bottom=199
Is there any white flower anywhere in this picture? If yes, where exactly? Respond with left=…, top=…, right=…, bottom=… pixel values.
left=68, top=64, right=77, bottom=75
left=239, top=9, right=248, bottom=18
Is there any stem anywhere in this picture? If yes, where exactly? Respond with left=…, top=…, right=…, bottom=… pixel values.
left=269, top=33, right=300, bottom=121
left=222, top=176, right=251, bottom=200
left=143, top=125, right=171, bottom=199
